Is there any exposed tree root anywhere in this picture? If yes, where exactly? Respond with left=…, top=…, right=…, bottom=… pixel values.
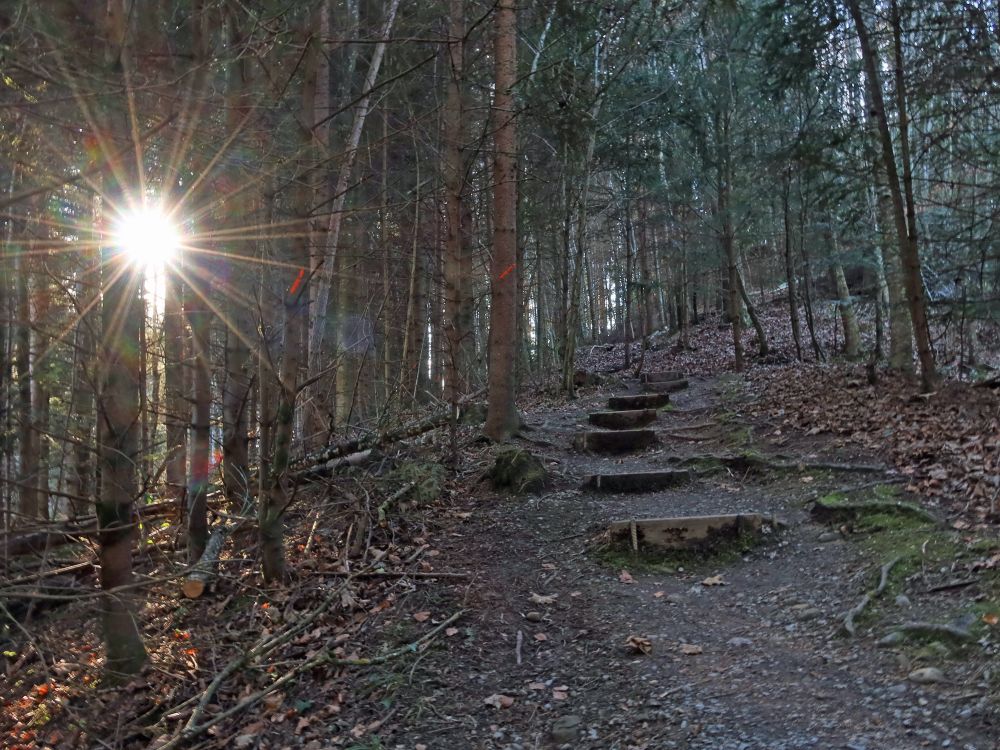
left=843, top=555, right=902, bottom=636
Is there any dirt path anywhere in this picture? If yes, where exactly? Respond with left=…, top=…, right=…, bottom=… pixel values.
left=365, top=375, right=995, bottom=750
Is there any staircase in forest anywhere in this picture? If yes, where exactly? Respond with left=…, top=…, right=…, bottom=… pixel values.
left=576, top=372, right=768, bottom=550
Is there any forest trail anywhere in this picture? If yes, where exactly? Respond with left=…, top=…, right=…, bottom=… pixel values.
left=374, top=374, right=995, bottom=750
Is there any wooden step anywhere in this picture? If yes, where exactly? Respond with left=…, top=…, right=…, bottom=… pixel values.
left=607, top=393, right=671, bottom=410
left=588, top=409, right=657, bottom=430
left=574, top=429, right=657, bottom=454
left=642, top=378, right=689, bottom=394
left=640, top=371, right=684, bottom=383
left=586, top=469, right=690, bottom=493
left=608, top=513, right=771, bottom=550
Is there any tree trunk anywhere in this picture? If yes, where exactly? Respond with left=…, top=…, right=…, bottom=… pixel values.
left=484, top=0, right=520, bottom=440
left=833, top=260, right=861, bottom=359
left=736, top=264, right=768, bottom=358
left=221, top=19, right=252, bottom=515
left=307, top=0, right=401, bottom=440
left=847, top=0, right=935, bottom=390
left=94, top=0, right=146, bottom=674
left=163, top=248, right=187, bottom=505
left=443, top=0, right=470, bottom=425
left=15, top=248, right=39, bottom=522
left=782, top=176, right=802, bottom=360
left=259, top=7, right=321, bottom=583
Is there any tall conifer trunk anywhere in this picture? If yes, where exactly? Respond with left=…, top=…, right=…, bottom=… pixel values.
left=485, top=0, right=520, bottom=439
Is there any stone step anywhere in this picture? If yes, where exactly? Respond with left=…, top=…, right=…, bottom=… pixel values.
left=588, top=409, right=657, bottom=430
left=586, top=469, right=690, bottom=493
left=642, top=378, right=689, bottom=394
left=574, top=429, right=657, bottom=454
left=608, top=513, right=772, bottom=550
left=640, top=371, right=684, bottom=383
left=607, top=393, right=671, bottom=410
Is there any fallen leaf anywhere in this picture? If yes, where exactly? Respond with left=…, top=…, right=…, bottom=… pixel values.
left=619, top=569, right=636, bottom=584
left=700, top=575, right=726, bottom=587
left=295, top=717, right=311, bottom=734
left=413, top=611, right=431, bottom=623
left=445, top=627, right=460, bottom=637
left=653, top=591, right=665, bottom=598
left=533, top=632, right=548, bottom=642
left=800, top=475, right=814, bottom=483
left=234, top=736, right=256, bottom=749
left=262, top=691, right=285, bottom=712
left=484, top=693, right=515, bottom=709
left=552, top=689, right=568, bottom=700
left=680, top=643, right=703, bottom=655
left=983, top=612, right=998, bottom=626
left=527, top=682, right=546, bottom=690
left=625, top=635, right=652, bottom=655
left=529, top=592, right=558, bottom=605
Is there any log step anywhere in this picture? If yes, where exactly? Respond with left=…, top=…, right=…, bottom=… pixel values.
left=607, top=393, right=671, bottom=410
left=586, top=470, right=690, bottom=493
left=574, top=429, right=657, bottom=454
left=609, top=513, right=771, bottom=550
left=642, top=378, right=689, bottom=394
left=641, top=371, right=684, bottom=383
left=588, top=409, right=657, bottom=430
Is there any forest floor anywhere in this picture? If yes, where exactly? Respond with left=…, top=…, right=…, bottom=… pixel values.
left=360, top=373, right=999, bottom=750
left=3, top=308, right=999, bottom=750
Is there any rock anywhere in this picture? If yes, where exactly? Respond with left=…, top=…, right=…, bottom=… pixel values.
left=908, top=667, right=946, bottom=684
left=488, top=448, right=547, bottom=494
left=525, top=611, right=543, bottom=623
left=894, top=594, right=912, bottom=608
left=727, top=637, right=753, bottom=647
left=878, top=631, right=905, bottom=647
left=550, top=715, right=583, bottom=744
left=886, top=683, right=908, bottom=696
left=817, top=531, right=840, bottom=543
left=795, top=607, right=822, bottom=621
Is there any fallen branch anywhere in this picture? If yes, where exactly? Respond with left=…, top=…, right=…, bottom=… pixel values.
left=843, top=556, right=902, bottom=636
left=290, top=391, right=485, bottom=471
left=159, top=610, right=465, bottom=749
left=377, top=481, right=418, bottom=524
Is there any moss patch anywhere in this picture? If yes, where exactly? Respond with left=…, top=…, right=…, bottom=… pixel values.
left=385, top=461, right=445, bottom=504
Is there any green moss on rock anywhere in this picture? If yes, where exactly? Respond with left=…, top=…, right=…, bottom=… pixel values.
left=488, top=448, right=547, bottom=494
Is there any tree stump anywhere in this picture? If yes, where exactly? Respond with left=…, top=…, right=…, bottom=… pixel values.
left=488, top=447, right=547, bottom=494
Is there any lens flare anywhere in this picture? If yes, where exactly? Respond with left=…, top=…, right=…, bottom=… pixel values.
left=114, top=205, right=181, bottom=269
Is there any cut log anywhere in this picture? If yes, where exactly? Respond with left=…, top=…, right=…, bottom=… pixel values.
left=608, top=513, right=771, bottom=550
left=574, top=429, right=657, bottom=454
left=182, top=529, right=227, bottom=598
left=607, top=393, right=670, bottom=410
left=641, top=371, right=684, bottom=383
left=586, top=470, right=690, bottom=493
left=588, top=409, right=657, bottom=430
left=642, top=378, right=689, bottom=394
